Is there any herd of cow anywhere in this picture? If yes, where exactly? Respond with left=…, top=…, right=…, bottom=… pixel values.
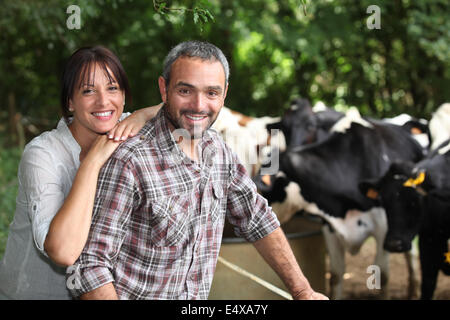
left=213, top=100, right=450, bottom=300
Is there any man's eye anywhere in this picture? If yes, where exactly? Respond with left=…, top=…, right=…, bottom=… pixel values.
left=208, top=91, right=219, bottom=97
left=179, top=88, right=190, bottom=94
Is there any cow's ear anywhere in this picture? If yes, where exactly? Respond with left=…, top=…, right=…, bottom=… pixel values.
left=359, top=180, right=379, bottom=200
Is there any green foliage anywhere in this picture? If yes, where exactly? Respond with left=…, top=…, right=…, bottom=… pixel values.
left=1, top=0, right=448, bottom=124
left=0, top=0, right=449, bottom=253
left=0, top=146, right=22, bottom=257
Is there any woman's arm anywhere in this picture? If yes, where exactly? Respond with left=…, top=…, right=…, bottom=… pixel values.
left=44, top=104, right=162, bottom=266
left=44, top=135, right=120, bottom=266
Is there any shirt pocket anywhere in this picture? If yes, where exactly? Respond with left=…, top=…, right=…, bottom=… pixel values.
left=149, top=194, right=192, bottom=247
left=210, top=182, right=227, bottom=226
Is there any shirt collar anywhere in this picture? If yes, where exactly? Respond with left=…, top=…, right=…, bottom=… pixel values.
left=57, top=117, right=81, bottom=167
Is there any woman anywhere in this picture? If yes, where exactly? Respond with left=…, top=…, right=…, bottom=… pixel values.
left=0, top=46, right=161, bottom=299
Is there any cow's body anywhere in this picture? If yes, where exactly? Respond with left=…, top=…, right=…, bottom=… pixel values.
left=212, top=106, right=286, bottom=176
left=255, top=109, right=424, bottom=299
left=361, top=140, right=450, bottom=299
left=429, top=103, right=450, bottom=150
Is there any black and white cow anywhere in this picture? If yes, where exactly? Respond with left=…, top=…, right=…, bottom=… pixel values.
left=383, top=113, right=430, bottom=150
left=429, top=103, right=450, bottom=150
left=255, top=108, right=424, bottom=299
left=212, top=106, right=286, bottom=176
left=360, top=139, right=450, bottom=299
left=267, top=98, right=344, bottom=147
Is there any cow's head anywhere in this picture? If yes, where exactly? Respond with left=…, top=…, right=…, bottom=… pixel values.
left=276, top=98, right=318, bottom=147
left=253, top=171, right=290, bottom=204
left=359, top=162, right=427, bottom=252
left=253, top=170, right=307, bottom=224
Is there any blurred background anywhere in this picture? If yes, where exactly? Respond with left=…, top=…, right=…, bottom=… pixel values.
left=0, top=0, right=449, bottom=265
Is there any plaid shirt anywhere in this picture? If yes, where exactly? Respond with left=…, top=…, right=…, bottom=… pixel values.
left=69, top=108, right=280, bottom=300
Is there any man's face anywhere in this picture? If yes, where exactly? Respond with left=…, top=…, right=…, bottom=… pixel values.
left=158, top=56, right=228, bottom=139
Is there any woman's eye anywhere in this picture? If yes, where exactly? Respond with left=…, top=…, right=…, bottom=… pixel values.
left=108, top=86, right=118, bottom=91
left=82, top=89, right=94, bottom=94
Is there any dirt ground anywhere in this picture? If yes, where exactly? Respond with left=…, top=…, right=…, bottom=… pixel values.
left=325, top=237, right=450, bottom=300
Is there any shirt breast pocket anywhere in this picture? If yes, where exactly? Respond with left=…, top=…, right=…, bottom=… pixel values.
left=149, top=194, right=192, bottom=247
left=210, top=182, right=227, bottom=226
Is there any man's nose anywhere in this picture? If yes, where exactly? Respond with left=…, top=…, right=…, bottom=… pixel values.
left=191, top=93, right=205, bottom=112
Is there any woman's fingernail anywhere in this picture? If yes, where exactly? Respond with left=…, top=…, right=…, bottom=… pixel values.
left=121, top=136, right=126, bottom=141
left=114, top=137, right=119, bottom=141
left=108, top=135, right=113, bottom=139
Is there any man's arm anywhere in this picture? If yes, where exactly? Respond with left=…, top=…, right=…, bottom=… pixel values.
left=80, top=283, right=118, bottom=300
left=253, top=227, right=328, bottom=300
left=68, top=155, right=138, bottom=299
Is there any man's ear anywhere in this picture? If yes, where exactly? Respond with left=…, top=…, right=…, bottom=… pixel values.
left=223, top=83, right=229, bottom=100
left=158, top=76, right=168, bottom=103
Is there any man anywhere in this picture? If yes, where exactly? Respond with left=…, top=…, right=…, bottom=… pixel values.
left=69, top=41, right=327, bottom=300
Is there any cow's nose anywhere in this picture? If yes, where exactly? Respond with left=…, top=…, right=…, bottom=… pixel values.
left=384, top=238, right=407, bottom=252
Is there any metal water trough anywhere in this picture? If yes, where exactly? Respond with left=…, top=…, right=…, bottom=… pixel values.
left=209, top=214, right=326, bottom=300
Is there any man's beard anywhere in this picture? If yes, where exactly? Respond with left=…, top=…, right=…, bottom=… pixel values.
left=164, top=102, right=218, bottom=140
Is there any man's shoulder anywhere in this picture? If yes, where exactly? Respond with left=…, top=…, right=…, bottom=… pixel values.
left=111, top=120, right=159, bottom=163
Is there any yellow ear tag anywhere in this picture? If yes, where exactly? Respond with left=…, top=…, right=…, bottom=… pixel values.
left=403, top=171, right=425, bottom=187
left=366, top=188, right=379, bottom=200
left=444, top=252, right=450, bottom=265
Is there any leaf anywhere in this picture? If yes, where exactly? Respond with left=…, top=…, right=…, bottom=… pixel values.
left=193, top=11, right=199, bottom=24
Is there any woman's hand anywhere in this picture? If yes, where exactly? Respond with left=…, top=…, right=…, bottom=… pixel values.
left=86, top=134, right=123, bottom=168
left=107, top=103, right=163, bottom=141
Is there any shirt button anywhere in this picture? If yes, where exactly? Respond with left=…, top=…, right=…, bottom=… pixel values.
left=140, top=135, right=146, bottom=140
left=190, top=274, right=196, bottom=280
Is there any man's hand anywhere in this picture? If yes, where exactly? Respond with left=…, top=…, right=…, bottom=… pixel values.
left=253, top=227, right=329, bottom=300
left=292, top=289, right=329, bottom=300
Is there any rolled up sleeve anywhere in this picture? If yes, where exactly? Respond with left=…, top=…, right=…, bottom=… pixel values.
left=69, top=155, right=138, bottom=297
left=226, top=154, right=280, bottom=242
left=18, top=145, right=66, bottom=258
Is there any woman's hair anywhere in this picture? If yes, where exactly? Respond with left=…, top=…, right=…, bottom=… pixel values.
left=60, top=46, right=131, bottom=121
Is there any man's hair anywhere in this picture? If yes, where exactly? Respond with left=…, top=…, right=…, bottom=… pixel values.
left=162, top=40, right=229, bottom=86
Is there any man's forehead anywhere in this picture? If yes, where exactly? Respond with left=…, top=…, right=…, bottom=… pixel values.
left=170, top=56, right=226, bottom=83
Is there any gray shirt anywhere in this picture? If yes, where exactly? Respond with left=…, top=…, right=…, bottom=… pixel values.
left=0, top=114, right=129, bottom=299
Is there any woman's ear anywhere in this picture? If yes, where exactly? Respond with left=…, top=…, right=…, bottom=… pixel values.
left=69, top=100, right=74, bottom=112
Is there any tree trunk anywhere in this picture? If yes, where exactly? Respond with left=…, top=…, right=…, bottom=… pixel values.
left=7, top=92, right=24, bottom=149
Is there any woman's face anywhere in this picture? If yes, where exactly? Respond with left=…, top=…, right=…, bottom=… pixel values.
left=69, top=63, right=124, bottom=137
